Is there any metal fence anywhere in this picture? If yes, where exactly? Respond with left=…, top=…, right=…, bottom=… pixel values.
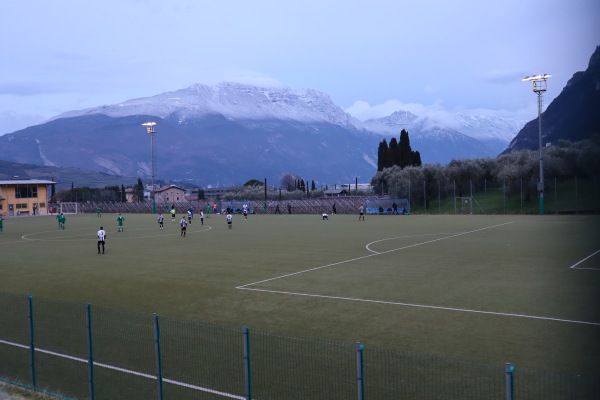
left=372, top=176, right=599, bottom=215
left=46, top=176, right=598, bottom=217
left=1, top=293, right=597, bottom=400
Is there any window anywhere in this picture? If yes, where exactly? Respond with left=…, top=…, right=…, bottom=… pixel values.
left=15, top=186, right=37, bottom=198
left=16, top=203, right=28, bottom=209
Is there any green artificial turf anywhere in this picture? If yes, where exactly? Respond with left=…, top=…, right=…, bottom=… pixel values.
left=1, top=212, right=599, bottom=381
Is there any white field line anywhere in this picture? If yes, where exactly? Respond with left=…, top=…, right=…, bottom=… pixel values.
left=365, top=232, right=457, bottom=254
left=237, top=220, right=600, bottom=326
left=569, top=249, right=600, bottom=270
left=239, top=288, right=600, bottom=327
left=237, top=221, right=514, bottom=289
left=0, top=339, right=244, bottom=399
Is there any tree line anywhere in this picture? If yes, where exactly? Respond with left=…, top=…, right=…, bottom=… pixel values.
left=371, top=134, right=600, bottom=207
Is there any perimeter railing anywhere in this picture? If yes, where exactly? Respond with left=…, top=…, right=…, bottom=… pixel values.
left=1, top=292, right=597, bottom=400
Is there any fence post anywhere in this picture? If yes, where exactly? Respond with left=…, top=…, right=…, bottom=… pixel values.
left=453, top=181, right=456, bottom=214
left=423, top=180, right=426, bottom=213
left=520, top=178, right=523, bottom=214
left=505, top=362, right=514, bottom=400
left=554, top=177, right=557, bottom=214
left=356, top=342, right=364, bottom=400
left=243, top=326, right=252, bottom=400
left=153, top=314, right=164, bottom=400
left=503, top=179, right=506, bottom=214
left=438, top=180, right=441, bottom=214
left=27, top=295, right=37, bottom=390
left=575, top=176, right=578, bottom=214
left=86, top=304, right=95, bottom=400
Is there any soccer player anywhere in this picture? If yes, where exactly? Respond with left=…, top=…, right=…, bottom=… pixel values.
left=180, top=217, right=188, bottom=237
left=97, top=226, right=106, bottom=254
left=97, top=207, right=102, bottom=218
left=243, top=204, right=248, bottom=220
left=322, top=213, right=329, bottom=220
left=188, top=209, right=192, bottom=224
left=58, top=213, right=66, bottom=229
left=0, top=215, right=4, bottom=233
left=226, top=213, right=233, bottom=229
left=200, top=210, right=204, bottom=225
left=158, top=213, right=164, bottom=229
left=358, top=205, right=365, bottom=221
left=170, top=207, right=176, bottom=222
left=117, top=213, right=125, bottom=232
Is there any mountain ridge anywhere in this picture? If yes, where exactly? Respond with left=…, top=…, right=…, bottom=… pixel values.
left=505, top=45, right=600, bottom=152
left=1, top=82, right=524, bottom=186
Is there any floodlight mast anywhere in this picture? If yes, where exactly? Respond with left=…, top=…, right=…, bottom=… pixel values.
left=142, top=122, right=157, bottom=213
left=522, top=74, right=551, bottom=215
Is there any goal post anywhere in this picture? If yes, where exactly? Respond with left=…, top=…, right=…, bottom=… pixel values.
left=59, top=202, right=79, bottom=214
left=454, top=197, right=472, bottom=214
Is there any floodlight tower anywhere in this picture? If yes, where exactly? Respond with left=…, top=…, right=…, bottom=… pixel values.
left=522, top=74, right=551, bottom=215
left=142, top=122, right=157, bottom=213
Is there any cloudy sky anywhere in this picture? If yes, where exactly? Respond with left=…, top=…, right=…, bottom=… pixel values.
left=1, top=0, right=598, bottom=135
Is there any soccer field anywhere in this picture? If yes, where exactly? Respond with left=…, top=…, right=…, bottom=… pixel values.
left=1, top=212, right=599, bottom=376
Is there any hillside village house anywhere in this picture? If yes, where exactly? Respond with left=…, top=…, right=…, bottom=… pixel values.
left=0, top=179, right=55, bottom=216
left=154, top=185, right=185, bottom=205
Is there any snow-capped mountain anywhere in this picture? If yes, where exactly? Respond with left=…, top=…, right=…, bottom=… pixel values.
left=1, top=83, right=379, bottom=186
left=363, top=110, right=523, bottom=162
left=55, top=82, right=364, bottom=130
left=453, top=113, right=522, bottom=142
left=1, top=82, right=525, bottom=185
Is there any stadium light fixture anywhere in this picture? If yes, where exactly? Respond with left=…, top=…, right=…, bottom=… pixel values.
left=142, top=122, right=157, bottom=214
left=522, top=74, right=550, bottom=215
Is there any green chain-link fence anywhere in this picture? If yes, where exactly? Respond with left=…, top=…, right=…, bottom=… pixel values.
left=1, top=292, right=598, bottom=400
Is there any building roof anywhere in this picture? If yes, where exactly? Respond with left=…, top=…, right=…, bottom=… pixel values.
left=0, top=179, right=55, bottom=185
left=324, top=189, right=348, bottom=195
left=156, top=185, right=185, bottom=193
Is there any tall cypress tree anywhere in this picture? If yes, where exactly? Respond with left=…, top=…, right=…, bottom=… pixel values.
left=398, top=129, right=412, bottom=168
left=388, top=137, right=399, bottom=169
left=377, top=139, right=389, bottom=171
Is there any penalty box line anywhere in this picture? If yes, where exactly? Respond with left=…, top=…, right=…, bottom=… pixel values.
left=238, top=288, right=600, bottom=327
left=237, top=220, right=600, bottom=326
left=569, top=249, right=600, bottom=270
left=236, top=221, right=515, bottom=289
